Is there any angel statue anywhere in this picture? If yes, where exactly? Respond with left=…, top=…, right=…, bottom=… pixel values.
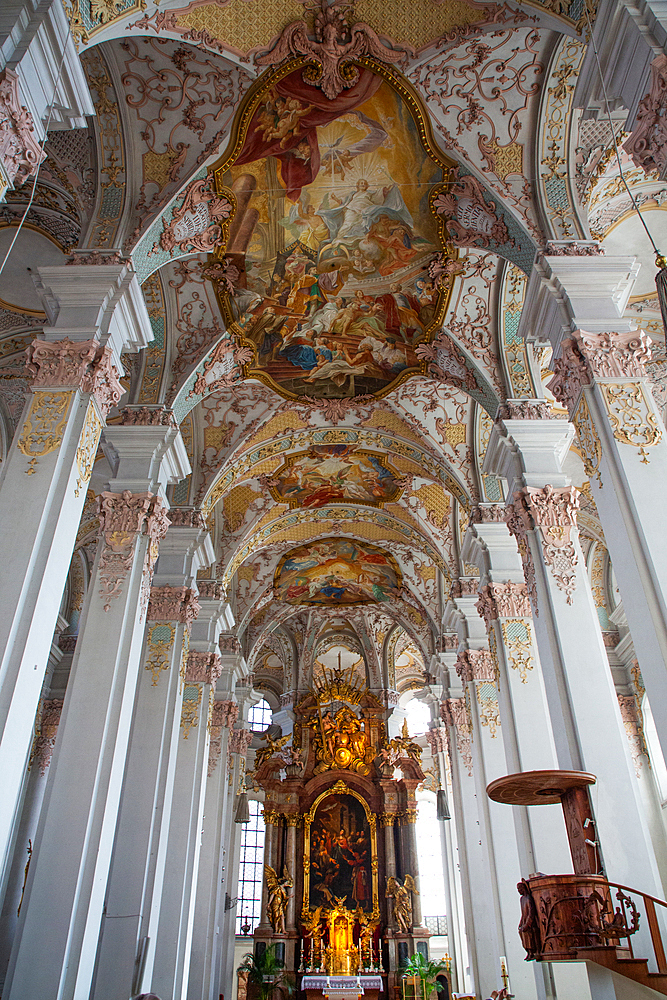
left=303, top=906, right=323, bottom=969
left=265, top=864, right=293, bottom=934
left=386, top=874, right=419, bottom=933
left=254, top=731, right=291, bottom=770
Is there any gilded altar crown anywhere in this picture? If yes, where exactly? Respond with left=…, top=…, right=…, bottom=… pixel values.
left=313, top=663, right=365, bottom=707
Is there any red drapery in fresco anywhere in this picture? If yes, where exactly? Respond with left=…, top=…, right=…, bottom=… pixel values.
left=235, top=67, right=383, bottom=200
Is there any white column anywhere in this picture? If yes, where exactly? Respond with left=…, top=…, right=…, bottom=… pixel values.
left=146, top=588, right=226, bottom=1000
left=92, top=514, right=213, bottom=1000
left=523, top=252, right=667, bottom=774
left=3, top=412, right=189, bottom=1000
left=486, top=414, right=665, bottom=899
left=0, top=262, right=151, bottom=891
left=462, top=510, right=574, bottom=878
left=188, top=643, right=244, bottom=1000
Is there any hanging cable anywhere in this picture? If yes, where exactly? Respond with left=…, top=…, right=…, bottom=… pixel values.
left=0, top=41, right=69, bottom=280
left=583, top=4, right=667, bottom=332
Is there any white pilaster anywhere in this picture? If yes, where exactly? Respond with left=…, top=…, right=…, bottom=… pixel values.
left=486, top=415, right=665, bottom=900
left=3, top=418, right=188, bottom=1000
left=0, top=264, right=151, bottom=897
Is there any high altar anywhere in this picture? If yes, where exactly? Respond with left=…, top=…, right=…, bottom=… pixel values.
left=249, top=668, right=429, bottom=999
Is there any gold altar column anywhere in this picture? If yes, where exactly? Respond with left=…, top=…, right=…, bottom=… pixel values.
left=398, top=809, right=424, bottom=929
left=381, top=812, right=398, bottom=929
left=257, top=809, right=277, bottom=934
left=285, top=814, right=299, bottom=933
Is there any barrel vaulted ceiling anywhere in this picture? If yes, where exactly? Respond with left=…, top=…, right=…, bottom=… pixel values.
left=0, top=0, right=665, bottom=697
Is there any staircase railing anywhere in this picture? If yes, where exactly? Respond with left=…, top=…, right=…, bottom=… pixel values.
left=602, top=881, right=667, bottom=973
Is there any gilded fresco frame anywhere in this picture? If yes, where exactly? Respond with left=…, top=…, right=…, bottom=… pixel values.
left=268, top=446, right=403, bottom=509
left=302, top=778, right=379, bottom=921
left=207, top=56, right=459, bottom=402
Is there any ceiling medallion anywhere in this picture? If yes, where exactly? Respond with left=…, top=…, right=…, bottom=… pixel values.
left=209, top=52, right=457, bottom=401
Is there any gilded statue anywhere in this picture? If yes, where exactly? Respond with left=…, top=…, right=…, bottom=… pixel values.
left=303, top=906, right=323, bottom=968
left=308, top=705, right=376, bottom=774
left=254, top=732, right=291, bottom=770
left=355, top=907, right=377, bottom=968
left=388, top=719, right=423, bottom=764
left=386, top=874, right=418, bottom=933
left=265, top=864, right=293, bottom=933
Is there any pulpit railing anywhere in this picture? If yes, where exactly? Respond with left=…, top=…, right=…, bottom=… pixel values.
left=521, top=873, right=667, bottom=972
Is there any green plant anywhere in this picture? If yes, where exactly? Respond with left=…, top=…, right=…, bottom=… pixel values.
left=238, top=944, right=295, bottom=1000
left=402, top=952, right=449, bottom=997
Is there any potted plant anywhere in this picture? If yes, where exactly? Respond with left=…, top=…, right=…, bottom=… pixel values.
left=402, top=952, right=450, bottom=1000
left=238, top=943, right=295, bottom=1000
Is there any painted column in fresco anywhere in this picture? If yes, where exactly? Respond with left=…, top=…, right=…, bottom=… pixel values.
left=0, top=261, right=152, bottom=890
left=486, top=414, right=664, bottom=901
left=93, top=515, right=213, bottom=1000
left=4, top=415, right=188, bottom=1000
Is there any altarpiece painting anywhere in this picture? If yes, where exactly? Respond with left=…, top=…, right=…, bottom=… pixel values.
left=305, top=789, right=377, bottom=915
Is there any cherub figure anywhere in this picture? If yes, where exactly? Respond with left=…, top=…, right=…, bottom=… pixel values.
left=254, top=731, right=291, bottom=769
left=265, top=864, right=293, bottom=933
left=386, top=874, right=418, bottom=933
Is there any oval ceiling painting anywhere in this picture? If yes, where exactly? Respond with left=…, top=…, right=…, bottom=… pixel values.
left=212, top=61, right=455, bottom=400
left=274, top=538, right=401, bottom=605
left=270, top=444, right=401, bottom=508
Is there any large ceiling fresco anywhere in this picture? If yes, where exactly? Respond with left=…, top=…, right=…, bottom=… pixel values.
left=210, top=64, right=455, bottom=399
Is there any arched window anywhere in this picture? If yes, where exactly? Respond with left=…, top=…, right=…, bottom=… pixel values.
left=236, top=800, right=265, bottom=935
left=247, top=699, right=272, bottom=732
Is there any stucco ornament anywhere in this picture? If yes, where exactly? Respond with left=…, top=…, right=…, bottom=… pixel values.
left=0, top=69, right=45, bottom=188
left=624, top=54, right=667, bottom=176
left=506, top=485, right=580, bottom=605
left=156, top=177, right=232, bottom=256
left=254, top=0, right=413, bottom=100
left=97, top=491, right=170, bottom=612
left=433, top=173, right=511, bottom=249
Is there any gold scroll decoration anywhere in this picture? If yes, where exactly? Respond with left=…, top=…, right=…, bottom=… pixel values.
left=599, top=381, right=662, bottom=464
left=17, top=391, right=72, bottom=474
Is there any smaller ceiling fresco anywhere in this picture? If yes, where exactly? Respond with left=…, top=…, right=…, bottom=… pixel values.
left=274, top=538, right=401, bottom=605
left=269, top=444, right=401, bottom=508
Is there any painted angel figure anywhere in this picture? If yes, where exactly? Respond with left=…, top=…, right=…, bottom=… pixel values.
left=386, top=874, right=418, bottom=933
left=265, top=864, right=293, bottom=933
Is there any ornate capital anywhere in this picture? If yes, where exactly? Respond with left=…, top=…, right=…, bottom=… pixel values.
left=437, top=633, right=459, bottom=652
left=451, top=578, right=480, bottom=598
left=285, top=814, right=301, bottom=827
left=618, top=694, right=648, bottom=776
left=119, top=404, right=178, bottom=427
left=425, top=727, right=448, bottom=755
left=543, top=240, right=604, bottom=256
left=469, top=504, right=507, bottom=524
left=228, top=728, right=253, bottom=755
left=623, top=53, right=667, bottom=175
left=147, top=585, right=200, bottom=625
left=497, top=399, right=559, bottom=420
left=506, top=486, right=579, bottom=605
left=476, top=581, right=532, bottom=625
left=440, top=697, right=473, bottom=776
left=211, top=699, right=239, bottom=728
left=65, top=250, right=128, bottom=266
left=29, top=699, right=64, bottom=776
left=169, top=507, right=207, bottom=529
left=185, top=650, right=222, bottom=685
left=27, top=338, right=123, bottom=418
left=549, top=330, right=653, bottom=415
left=380, top=812, right=397, bottom=827
left=97, top=491, right=170, bottom=612
left=219, top=633, right=241, bottom=653
left=0, top=69, right=45, bottom=187
left=456, top=649, right=495, bottom=683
